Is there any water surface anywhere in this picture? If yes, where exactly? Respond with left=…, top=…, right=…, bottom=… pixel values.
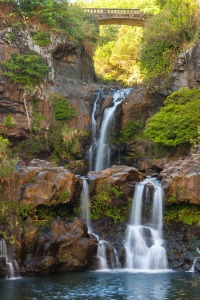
left=0, top=271, right=199, bottom=300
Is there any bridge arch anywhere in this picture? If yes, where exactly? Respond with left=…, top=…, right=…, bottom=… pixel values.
left=84, top=8, right=148, bottom=26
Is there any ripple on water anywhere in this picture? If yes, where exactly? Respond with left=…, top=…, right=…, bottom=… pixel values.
left=0, top=271, right=199, bottom=300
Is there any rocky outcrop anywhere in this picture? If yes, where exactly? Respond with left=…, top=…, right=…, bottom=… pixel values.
left=171, top=40, right=200, bottom=90
left=1, top=159, right=82, bottom=208
left=121, top=87, right=164, bottom=128
left=22, top=217, right=98, bottom=275
left=165, top=224, right=200, bottom=271
left=88, top=165, right=144, bottom=196
left=0, top=26, right=97, bottom=138
left=161, top=145, right=200, bottom=204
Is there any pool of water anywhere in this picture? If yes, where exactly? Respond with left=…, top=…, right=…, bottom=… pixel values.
left=0, top=270, right=199, bottom=300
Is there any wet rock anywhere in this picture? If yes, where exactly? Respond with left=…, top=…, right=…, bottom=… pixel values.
left=88, top=165, right=144, bottom=197
left=22, top=218, right=98, bottom=275
left=0, top=159, right=82, bottom=208
left=0, top=257, right=9, bottom=279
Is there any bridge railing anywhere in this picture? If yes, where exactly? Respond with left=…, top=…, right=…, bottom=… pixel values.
left=84, top=8, right=144, bottom=16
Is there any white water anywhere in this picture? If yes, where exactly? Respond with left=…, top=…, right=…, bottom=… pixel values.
left=80, top=178, right=92, bottom=232
left=0, top=239, right=7, bottom=257
left=0, top=238, right=19, bottom=278
left=89, top=88, right=103, bottom=171
left=125, top=178, right=168, bottom=270
left=94, top=88, right=132, bottom=171
left=80, top=178, right=119, bottom=269
left=189, top=248, right=200, bottom=272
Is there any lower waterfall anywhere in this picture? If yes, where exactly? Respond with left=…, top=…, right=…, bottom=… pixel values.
left=0, top=237, right=19, bottom=278
left=80, top=178, right=119, bottom=270
left=125, top=178, right=168, bottom=270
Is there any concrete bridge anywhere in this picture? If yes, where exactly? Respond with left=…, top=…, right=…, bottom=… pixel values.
left=84, top=8, right=148, bottom=26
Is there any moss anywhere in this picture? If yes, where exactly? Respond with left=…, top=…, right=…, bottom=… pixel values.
left=164, top=203, right=200, bottom=227
left=91, top=186, right=131, bottom=223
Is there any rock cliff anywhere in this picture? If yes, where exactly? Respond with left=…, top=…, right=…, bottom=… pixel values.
left=0, top=26, right=97, bottom=139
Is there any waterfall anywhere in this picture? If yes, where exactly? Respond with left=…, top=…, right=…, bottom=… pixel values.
left=80, top=178, right=92, bottom=232
left=80, top=178, right=119, bottom=270
left=97, top=240, right=120, bottom=270
left=125, top=178, right=168, bottom=270
left=89, top=88, right=104, bottom=171
left=0, top=238, right=7, bottom=257
left=0, top=237, right=19, bottom=278
left=89, top=88, right=132, bottom=172
left=189, top=248, right=200, bottom=272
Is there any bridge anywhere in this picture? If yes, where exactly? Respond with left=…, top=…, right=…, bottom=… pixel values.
left=84, top=8, right=148, bottom=26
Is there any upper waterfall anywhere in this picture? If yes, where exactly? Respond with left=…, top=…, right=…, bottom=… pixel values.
left=89, top=88, right=132, bottom=172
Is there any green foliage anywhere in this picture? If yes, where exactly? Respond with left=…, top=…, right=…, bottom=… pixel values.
left=0, top=199, right=29, bottom=224
left=112, top=120, right=143, bottom=144
left=4, top=115, right=14, bottom=128
left=32, top=31, right=51, bottom=47
left=164, top=204, right=200, bottom=227
left=31, top=99, right=44, bottom=133
left=0, top=135, right=16, bottom=180
left=143, top=88, right=200, bottom=147
left=54, top=190, right=70, bottom=204
left=5, top=32, right=16, bottom=42
left=51, top=93, right=77, bottom=122
left=140, top=0, right=197, bottom=83
left=94, top=26, right=143, bottom=85
left=18, top=0, right=52, bottom=12
left=91, top=186, right=131, bottom=223
left=1, top=51, right=48, bottom=87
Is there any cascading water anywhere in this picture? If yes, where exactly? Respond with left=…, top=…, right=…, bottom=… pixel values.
left=89, top=88, right=103, bottom=171
left=80, top=178, right=92, bottom=233
left=0, top=237, right=19, bottom=278
left=125, top=178, right=168, bottom=270
left=189, top=248, right=200, bottom=272
left=91, top=88, right=132, bottom=172
left=80, top=178, right=119, bottom=270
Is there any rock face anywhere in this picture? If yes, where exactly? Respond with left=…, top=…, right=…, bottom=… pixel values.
left=22, top=217, right=98, bottom=275
left=171, top=40, right=200, bottom=90
left=121, top=87, right=164, bottom=128
left=0, top=26, right=97, bottom=138
left=1, top=159, right=82, bottom=208
left=88, top=165, right=144, bottom=197
left=165, top=224, right=200, bottom=271
left=161, top=145, right=200, bottom=204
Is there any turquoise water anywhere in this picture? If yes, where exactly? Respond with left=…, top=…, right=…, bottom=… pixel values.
left=0, top=270, right=199, bottom=300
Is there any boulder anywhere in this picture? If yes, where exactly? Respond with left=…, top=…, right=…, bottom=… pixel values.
left=1, top=159, right=82, bottom=208
left=22, top=218, right=98, bottom=275
left=88, top=165, right=144, bottom=196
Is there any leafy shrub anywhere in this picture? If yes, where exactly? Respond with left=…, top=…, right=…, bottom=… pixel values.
left=32, top=31, right=51, bottom=47
left=4, top=115, right=14, bottom=128
left=112, top=120, right=143, bottom=144
left=51, top=93, right=77, bottom=122
left=91, top=186, right=131, bottom=223
left=143, top=88, right=200, bottom=147
left=164, top=204, right=200, bottom=227
left=0, top=135, right=16, bottom=180
left=1, top=51, right=48, bottom=87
